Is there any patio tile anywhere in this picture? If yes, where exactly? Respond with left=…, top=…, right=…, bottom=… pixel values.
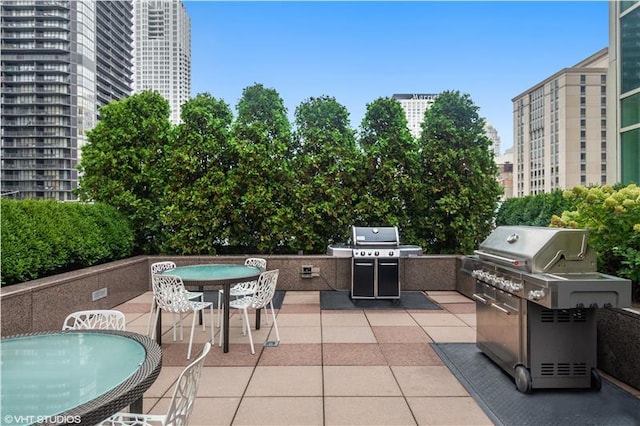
left=426, top=293, right=475, bottom=304
left=202, top=344, right=262, bottom=367
left=372, top=326, right=432, bottom=344
left=189, top=397, right=240, bottom=425
left=273, top=326, right=322, bottom=344
left=197, top=366, right=254, bottom=397
left=127, top=292, right=154, bottom=304
left=406, top=396, right=494, bottom=425
left=324, top=366, right=402, bottom=396
left=324, top=396, right=417, bottom=425
left=233, top=396, right=323, bottom=425
left=257, top=343, right=322, bottom=366
left=392, top=366, right=469, bottom=396
left=365, top=311, right=418, bottom=326
left=443, top=302, right=476, bottom=314
left=275, top=313, right=321, bottom=327
left=148, top=396, right=241, bottom=425
left=322, top=343, right=387, bottom=366
left=322, top=326, right=377, bottom=343
left=321, top=312, right=369, bottom=326
left=145, top=366, right=182, bottom=398
left=245, top=366, right=323, bottom=396
left=160, top=342, right=217, bottom=365
left=456, top=313, right=476, bottom=327
left=409, top=312, right=468, bottom=327
left=282, top=291, right=320, bottom=304
left=380, top=343, right=444, bottom=366
left=422, top=326, right=476, bottom=343
left=117, top=302, right=150, bottom=314
left=277, top=303, right=321, bottom=314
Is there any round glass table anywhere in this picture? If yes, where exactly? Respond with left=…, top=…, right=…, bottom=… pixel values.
left=0, top=330, right=162, bottom=426
left=160, top=264, right=261, bottom=352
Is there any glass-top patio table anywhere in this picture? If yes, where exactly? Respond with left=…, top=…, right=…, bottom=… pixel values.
left=161, top=264, right=261, bottom=353
left=0, top=330, right=162, bottom=426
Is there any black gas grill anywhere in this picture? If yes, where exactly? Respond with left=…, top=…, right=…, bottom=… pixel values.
left=327, top=226, right=422, bottom=300
left=465, top=226, right=632, bottom=393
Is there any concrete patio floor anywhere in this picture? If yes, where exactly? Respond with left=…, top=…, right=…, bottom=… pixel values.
left=115, top=290, right=640, bottom=426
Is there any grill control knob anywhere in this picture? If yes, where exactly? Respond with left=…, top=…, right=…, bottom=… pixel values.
left=528, top=289, right=545, bottom=301
left=375, top=251, right=379, bottom=256
left=389, top=250, right=395, bottom=257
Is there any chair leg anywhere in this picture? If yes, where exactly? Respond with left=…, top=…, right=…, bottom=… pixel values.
left=269, top=300, right=280, bottom=343
left=146, top=299, right=156, bottom=336
left=200, top=294, right=206, bottom=331
left=216, top=290, right=223, bottom=329
left=187, top=311, right=197, bottom=360
left=151, top=307, right=161, bottom=340
left=218, top=309, right=224, bottom=347
left=241, top=307, right=254, bottom=354
left=209, top=305, right=215, bottom=343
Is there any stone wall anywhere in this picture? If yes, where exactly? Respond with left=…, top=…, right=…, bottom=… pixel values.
left=1, top=254, right=460, bottom=336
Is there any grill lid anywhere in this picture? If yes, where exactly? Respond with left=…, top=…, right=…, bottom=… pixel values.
left=352, top=226, right=399, bottom=246
left=475, top=226, right=597, bottom=273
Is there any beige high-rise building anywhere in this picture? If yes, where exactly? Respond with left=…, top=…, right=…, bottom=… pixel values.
left=512, top=48, right=609, bottom=197
left=392, top=93, right=438, bottom=138
left=134, top=0, right=191, bottom=124
left=484, top=122, right=501, bottom=156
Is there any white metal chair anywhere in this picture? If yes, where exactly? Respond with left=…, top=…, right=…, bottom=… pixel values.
left=152, top=274, right=214, bottom=359
left=219, top=269, right=280, bottom=354
left=147, top=261, right=204, bottom=336
left=62, top=310, right=126, bottom=331
left=99, top=342, right=211, bottom=426
left=216, top=258, right=267, bottom=328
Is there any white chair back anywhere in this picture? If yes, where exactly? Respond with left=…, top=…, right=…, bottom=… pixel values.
left=245, top=257, right=267, bottom=271
left=152, top=274, right=194, bottom=314
left=62, top=310, right=126, bottom=331
left=151, top=260, right=177, bottom=275
left=251, top=269, right=279, bottom=310
left=164, top=342, right=211, bottom=426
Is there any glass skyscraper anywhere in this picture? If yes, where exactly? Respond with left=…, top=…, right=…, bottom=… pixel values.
left=1, top=0, right=133, bottom=200
left=610, top=1, right=640, bottom=184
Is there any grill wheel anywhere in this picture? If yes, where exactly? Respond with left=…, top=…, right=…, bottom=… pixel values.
left=515, top=365, right=532, bottom=393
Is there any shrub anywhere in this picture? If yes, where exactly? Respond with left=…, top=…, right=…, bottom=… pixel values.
left=551, top=184, right=640, bottom=301
left=496, top=190, right=575, bottom=226
left=1, top=200, right=134, bottom=286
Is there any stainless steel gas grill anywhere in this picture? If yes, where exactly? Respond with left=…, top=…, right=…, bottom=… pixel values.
left=327, top=226, right=423, bottom=300
left=467, top=226, right=632, bottom=393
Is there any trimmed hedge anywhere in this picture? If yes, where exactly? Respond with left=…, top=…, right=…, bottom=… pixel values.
left=1, top=200, right=134, bottom=286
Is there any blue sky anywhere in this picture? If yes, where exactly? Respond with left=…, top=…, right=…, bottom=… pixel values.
left=185, top=1, right=609, bottom=153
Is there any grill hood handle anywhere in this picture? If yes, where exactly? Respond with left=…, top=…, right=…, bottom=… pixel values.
left=474, top=250, right=527, bottom=268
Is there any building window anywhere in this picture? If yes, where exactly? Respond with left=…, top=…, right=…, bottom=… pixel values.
left=621, top=92, right=640, bottom=128
left=621, top=128, right=640, bottom=184
left=621, top=7, right=640, bottom=93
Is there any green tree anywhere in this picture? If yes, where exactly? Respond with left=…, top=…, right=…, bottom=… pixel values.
left=358, top=97, right=419, bottom=242
left=291, top=95, right=362, bottom=251
left=160, top=93, right=234, bottom=254
left=495, top=190, right=575, bottom=226
left=77, top=91, right=172, bottom=253
left=414, top=91, right=502, bottom=254
left=226, top=84, right=296, bottom=253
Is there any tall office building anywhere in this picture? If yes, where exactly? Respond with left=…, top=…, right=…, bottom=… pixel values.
left=392, top=93, right=438, bottom=138
left=609, top=1, right=640, bottom=184
left=1, top=0, right=133, bottom=200
left=512, top=48, right=609, bottom=197
left=134, top=0, right=191, bottom=124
